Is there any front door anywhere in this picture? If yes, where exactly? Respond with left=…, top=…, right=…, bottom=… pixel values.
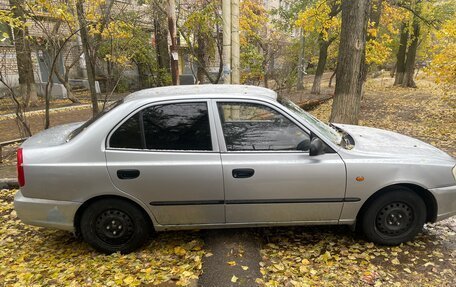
left=215, top=100, right=346, bottom=224
left=36, top=49, right=64, bottom=83
left=105, top=100, right=224, bottom=225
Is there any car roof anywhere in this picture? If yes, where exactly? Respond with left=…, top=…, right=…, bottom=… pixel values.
left=124, top=84, right=278, bottom=102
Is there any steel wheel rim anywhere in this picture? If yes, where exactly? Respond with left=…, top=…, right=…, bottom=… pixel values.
left=375, top=202, right=414, bottom=237
left=95, top=209, right=135, bottom=245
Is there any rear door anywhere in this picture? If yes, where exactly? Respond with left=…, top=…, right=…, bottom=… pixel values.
left=105, top=100, right=224, bottom=225
left=214, top=100, right=346, bottom=224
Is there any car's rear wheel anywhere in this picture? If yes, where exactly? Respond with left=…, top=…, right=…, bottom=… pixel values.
left=360, top=187, right=426, bottom=245
left=80, top=198, right=151, bottom=254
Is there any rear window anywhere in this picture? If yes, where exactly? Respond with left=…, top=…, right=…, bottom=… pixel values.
left=67, top=100, right=124, bottom=141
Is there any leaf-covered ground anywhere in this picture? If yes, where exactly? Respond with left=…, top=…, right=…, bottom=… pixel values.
left=0, top=189, right=205, bottom=286
left=259, top=77, right=456, bottom=286
left=257, top=222, right=456, bottom=286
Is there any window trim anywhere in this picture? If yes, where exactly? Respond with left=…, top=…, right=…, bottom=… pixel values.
left=106, top=99, right=219, bottom=153
left=213, top=99, right=313, bottom=153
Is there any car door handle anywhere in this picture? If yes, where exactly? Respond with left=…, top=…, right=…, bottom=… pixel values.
left=117, top=169, right=140, bottom=180
left=232, top=168, right=255, bottom=179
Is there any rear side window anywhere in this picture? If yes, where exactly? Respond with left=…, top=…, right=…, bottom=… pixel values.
left=109, top=113, right=143, bottom=149
left=142, top=102, right=212, bottom=150
left=109, top=102, right=212, bottom=151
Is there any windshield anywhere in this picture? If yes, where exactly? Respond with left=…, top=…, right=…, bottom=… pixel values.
left=67, top=99, right=124, bottom=141
left=278, top=97, right=342, bottom=145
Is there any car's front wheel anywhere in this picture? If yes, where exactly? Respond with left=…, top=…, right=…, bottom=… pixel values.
left=80, top=198, right=151, bottom=254
left=360, top=187, right=426, bottom=245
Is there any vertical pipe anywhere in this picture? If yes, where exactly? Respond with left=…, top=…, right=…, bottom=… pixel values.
left=297, top=28, right=305, bottom=90
left=222, top=0, right=231, bottom=84
left=231, top=0, right=240, bottom=84
left=167, top=0, right=179, bottom=85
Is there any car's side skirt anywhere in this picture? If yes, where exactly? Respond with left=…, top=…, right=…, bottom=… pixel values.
left=153, top=220, right=348, bottom=231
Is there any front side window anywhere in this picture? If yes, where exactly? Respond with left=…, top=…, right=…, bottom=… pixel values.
left=278, top=98, right=342, bottom=145
left=109, top=102, right=212, bottom=151
left=217, top=102, right=309, bottom=151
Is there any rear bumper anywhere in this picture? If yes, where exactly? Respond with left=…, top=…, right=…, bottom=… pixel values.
left=430, top=185, right=456, bottom=221
left=14, top=190, right=81, bottom=232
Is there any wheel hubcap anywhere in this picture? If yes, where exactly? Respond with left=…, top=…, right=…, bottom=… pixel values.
left=95, top=209, right=134, bottom=245
left=376, top=202, right=414, bottom=236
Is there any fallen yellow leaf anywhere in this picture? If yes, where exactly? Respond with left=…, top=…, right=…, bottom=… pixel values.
left=231, top=275, right=238, bottom=283
left=227, top=261, right=236, bottom=266
left=174, top=246, right=187, bottom=256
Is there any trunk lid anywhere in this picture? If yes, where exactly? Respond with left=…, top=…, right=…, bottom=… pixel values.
left=21, top=122, right=84, bottom=148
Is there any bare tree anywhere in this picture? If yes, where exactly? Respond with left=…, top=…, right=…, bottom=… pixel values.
left=76, top=0, right=99, bottom=116
left=0, top=65, right=31, bottom=136
left=178, top=0, right=224, bottom=84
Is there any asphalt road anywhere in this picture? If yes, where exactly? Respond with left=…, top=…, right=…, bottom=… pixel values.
left=198, top=229, right=262, bottom=287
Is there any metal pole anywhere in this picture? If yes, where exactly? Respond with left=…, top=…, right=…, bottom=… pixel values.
left=222, top=0, right=232, bottom=84
left=297, top=28, right=305, bottom=90
left=231, top=0, right=240, bottom=84
left=167, top=0, right=179, bottom=85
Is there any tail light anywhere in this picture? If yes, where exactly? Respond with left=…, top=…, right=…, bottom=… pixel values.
left=17, top=148, right=25, bottom=187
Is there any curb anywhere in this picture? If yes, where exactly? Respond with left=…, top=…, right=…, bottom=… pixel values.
left=0, top=104, right=92, bottom=121
left=0, top=178, right=18, bottom=189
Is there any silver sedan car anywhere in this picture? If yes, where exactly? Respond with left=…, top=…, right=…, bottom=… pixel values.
left=14, top=85, right=456, bottom=253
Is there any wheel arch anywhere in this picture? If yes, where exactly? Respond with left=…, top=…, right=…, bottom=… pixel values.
left=74, top=194, right=155, bottom=236
left=357, top=183, right=437, bottom=224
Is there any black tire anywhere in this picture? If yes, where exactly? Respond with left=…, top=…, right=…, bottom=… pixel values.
left=80, top=198, right=151, bottom=254
left=360, top=187, right=426, bottom=245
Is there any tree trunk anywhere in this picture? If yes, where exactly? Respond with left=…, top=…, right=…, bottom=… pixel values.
left=53, top=65, right=80, bottom=104
left=402, top=19, right=420, bottom=88
left=328, top=67, right=337, bottom=87
left=390, top=62, right=396, bottom=77
left=76, top=0, right=99, bottom=116
left=330, top=0, right=370, bottom=125
left=154, top=17, right=171, bottom=71
left=136, top=61, right=149, bottom=89
left=297, top=29, right=305, bottom=90
left=262, top=43, right=269, bottom=88
left=311, top=39, right=330, bottom=94
left=167, top=0, right=179, bottom=85
left=196, top=31, right=206, bottom=84
left=9, top=0, right=38, bottom=107
left=394, top=23, right=408, bottom=86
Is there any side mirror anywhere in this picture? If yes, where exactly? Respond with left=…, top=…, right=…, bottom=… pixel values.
left=297, top=138, right=311, bottom=151
left=309, top=137, right=325, bottom=156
